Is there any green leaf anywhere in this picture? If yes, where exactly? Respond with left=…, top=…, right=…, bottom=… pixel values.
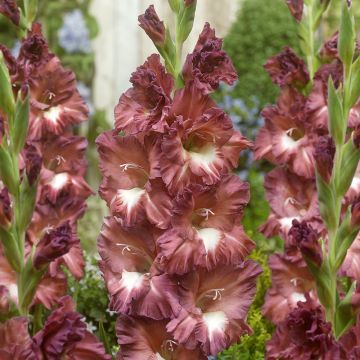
left=328, top=78, right=345, bottom=146
left=13, top=90, right=29, bottom=154
left=176, top=1, right=197, bottom=44
left=168, top=0, right=181, bottom=13
left=0, top=228, right=22, bottom=272
left=99, top=320, right=111, bottom=356
left=335, top=282, right=357, bottom=339
left=349, top=56, right=360, bottom=108
left=334, top=208, right=360, bottom=271
left=316, top=170, right=337, bottom=233
left=338, top=2, right=355, bottom=71
left=18, top=178, right=37, bottom=234
left=336, top=136, right=360, bottom=197
left=0, top=145, right=18, bottom=195
left=0, top=52, right=15, bottom=116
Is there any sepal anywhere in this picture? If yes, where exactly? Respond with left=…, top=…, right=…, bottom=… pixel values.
left=0, top=227, right=22, bottom=272
left=333, top=207, right=360, bottom=271
left=336, top=135, right=360, bottom=197
left=328, top=78, right=345, bottom=146
left=338, top=1, right=355, bottom=72
left=0, top=145, right=19, bottom=195
left=334, top=282, right=357, bottom=339
left=13, top=89, right=30, bottom=155
left=176, top=0, right=197, bottom=44
left=0, top=51, right=15, bottom=117
left=18, top=177, right=37, bottom=234
left=348, top=56, right=360, bottom=109
left=316, top=169, right=337, bottom=233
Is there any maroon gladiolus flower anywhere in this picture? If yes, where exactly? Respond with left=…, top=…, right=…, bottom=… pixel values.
left=138, top=5, right=166, bottom=46
left=183, top=23, right=237, bottom=94
left=116, top=316, right=205, bottom=359
left=19, top=23, right=51, bottom=68
left=266, top=295, right=334, bottom=359
left=34, top=296, right=111, bottom=360
left=0, top=0, right=20, bottom=26
left=264, top=47, right=309, bottom=88
left=29, top=57, right=88, bottom=139
left=255, top=87, right=317, bottom=179
left=286, top=0, right=304, bottom=22
left=314, top=135, right=335, bottom=183
left=114, top=54, right=173, bottom=136
left=320, top=32, right=339, bottom=61
left=260, top=167, right=322, bottom=240
left=0, top=317, right=37, bottom=359
left=33, top=221, right=77, bottom=269
left=99, top=3, right=260, bottom=357
left=168, top=261, right=261, bottom=355
left=289, top=219, right=323, bottom=266
left=262, top=253, right=316, bottom=324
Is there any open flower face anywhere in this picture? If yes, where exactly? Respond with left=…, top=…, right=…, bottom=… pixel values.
left=263, top=253, right=316, bottom=324
left=97, top=131, right=172, bottom=228
left=98, top=217, right=180, bottom=319
left=183, top=22, right=237, bottom=94
left=29, top=57, right=88, bottom=139
left=260, top=168, right=322, bottom=240
left=0, top=317, right=36, bottom=359
left=255, top=87, right=317, bottom=178
left=167, top=261, right=261, bottom=355
left=158, top=85, right=251, bottom=194
left=34, top=296, right=111, bottom=360
left=115, top=54, right=174, bottom=136
left=116, top=316, right=206, bottom=360
left=156, top=175, right=254, bottom=274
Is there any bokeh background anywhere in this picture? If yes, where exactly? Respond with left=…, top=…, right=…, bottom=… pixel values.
left=1, top=0, right=359, bottom=358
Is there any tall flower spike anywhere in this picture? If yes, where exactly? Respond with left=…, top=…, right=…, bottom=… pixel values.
left=98, top=2, right=261, bottom=358
left=260, top=1, right=360, bottom=356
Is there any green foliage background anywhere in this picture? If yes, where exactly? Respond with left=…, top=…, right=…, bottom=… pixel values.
left=224, top=0, right=300, bottom=109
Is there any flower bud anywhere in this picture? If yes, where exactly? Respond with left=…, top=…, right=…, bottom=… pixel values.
left=289, top=220, right=322, bottom=267
left=314, top=136, right=335, bottom=184
left=33, top=222, right=77, bottom=270
left=184, top=0, right=196, bottom=7
left=0, top=0, right=20, bottom=26
left=24, top=143, right=42, bottom=186
left=0, top=187, right=11, bottom=228
left=286, top=0, right=303, bottom=22
left=138, top=5, right=166, bottom=46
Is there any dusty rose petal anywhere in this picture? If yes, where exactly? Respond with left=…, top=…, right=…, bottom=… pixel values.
left=116, top=315, right=206, bottom=360
left=168, top=261, right=261, bottom=355
left=114, top=54, right=173, bottom=135
left=29, top=57, right=88, bottom=139
left=262, top=253, right=316, bottom=324
left=0, top=317, right=36, bottom=359
left=183, top=22, right=237, bottom=94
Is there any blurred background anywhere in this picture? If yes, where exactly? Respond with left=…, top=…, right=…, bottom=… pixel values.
left=1, top=0, right=359, bottom=358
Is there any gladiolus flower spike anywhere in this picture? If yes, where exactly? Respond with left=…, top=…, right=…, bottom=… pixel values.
left=97, top=2, right=261, bottom=358
left=257, top=1, right=360, bottom=358
left=0, top=1, right=109, bottom=358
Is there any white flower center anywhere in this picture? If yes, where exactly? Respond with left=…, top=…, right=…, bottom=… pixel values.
left=197, top=228, right=221, bottom=253
left=118, top=187, right=145, bottom=209
left=203, top=311, right=228, bottom=339
left=121, top=270, right=144, bottom=291
left=189, top=144, right=217, bottom=165
left=291, top=292, right=306, bottom=304
left=50, top=173, right=69, bottom=190
left=43, top=106, right=62, bottom=124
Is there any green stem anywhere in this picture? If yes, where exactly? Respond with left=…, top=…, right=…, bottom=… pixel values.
left=174, top=16, right=185, bottom=88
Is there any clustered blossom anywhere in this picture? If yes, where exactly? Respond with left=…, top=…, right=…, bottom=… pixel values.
left=255, top=15, right=360, bottom=359
left=97, top=5, right=261, bottom=358
left=0, top=5, right=107, bottom=357
left=0, top=296, right=110, bottom=359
